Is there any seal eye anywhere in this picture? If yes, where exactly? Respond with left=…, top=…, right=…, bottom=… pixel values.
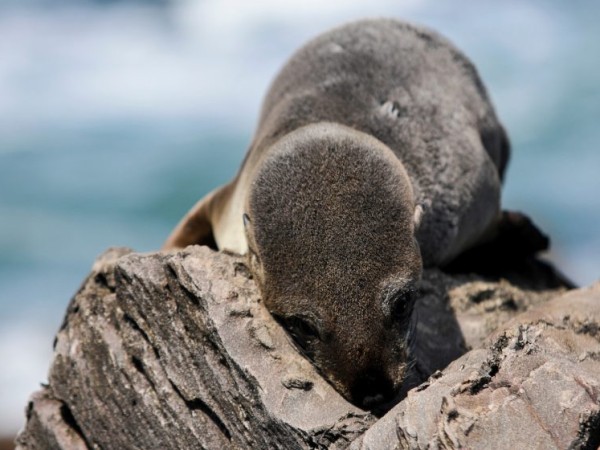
left=391, top=290, right=415, bottom=325
left=272, top=314, right=321, bottom=353
left=289, top=316, right=320, bottom=341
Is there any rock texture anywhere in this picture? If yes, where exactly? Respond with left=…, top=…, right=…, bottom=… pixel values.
left=352, top=286, right=600, bottom=449
left=16, top=246, right=600, bottom=449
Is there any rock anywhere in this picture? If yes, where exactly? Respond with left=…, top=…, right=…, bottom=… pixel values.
left=17, top=247, right=373, bottom=450
left=351, top=285, right=600, bottom=449
left=16, top=246, right=598, bottom=449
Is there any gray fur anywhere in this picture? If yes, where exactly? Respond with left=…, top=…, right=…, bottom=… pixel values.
left=250, top=18, right=508, bottom=265
left=164, top=18, right=509, bottom=407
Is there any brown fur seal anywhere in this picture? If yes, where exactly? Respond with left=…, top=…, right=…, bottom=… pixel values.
left=163, top=19, right=541, bottom=408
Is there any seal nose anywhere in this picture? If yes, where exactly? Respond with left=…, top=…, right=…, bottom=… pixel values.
left=351, top=370, right=394, bottom=409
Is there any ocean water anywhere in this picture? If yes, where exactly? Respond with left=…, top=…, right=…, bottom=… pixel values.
left=1, top=0, right=599, bottom=434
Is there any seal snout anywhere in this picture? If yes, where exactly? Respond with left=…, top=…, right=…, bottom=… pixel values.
left=350, top=369, right=395, bottom=409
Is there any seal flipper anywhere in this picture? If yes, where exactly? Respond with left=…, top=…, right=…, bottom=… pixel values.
left=444, top=211, right=574, bottom=288
left=478, top=211, right=550, bottom=256
left=162, top=182, right=234, bottom=250
left=444, top=210, right=549, bottom=270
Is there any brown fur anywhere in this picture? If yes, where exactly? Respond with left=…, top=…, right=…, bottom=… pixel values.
left=245, top=124, right=421, bottom=404
left=164, top=19, right=509, bottom=407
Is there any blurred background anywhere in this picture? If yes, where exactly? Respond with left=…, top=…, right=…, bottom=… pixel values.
left=0, top=0, right=598, bottom=440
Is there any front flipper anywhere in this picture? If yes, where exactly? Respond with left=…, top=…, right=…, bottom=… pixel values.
left=445, top=211, right=574, bottom=288
left=487, top=210, right=550, bottom=257
left=162, top=183, right=234, bottom=250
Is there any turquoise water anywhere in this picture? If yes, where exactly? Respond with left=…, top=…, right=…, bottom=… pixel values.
left=1, top=0, right=599, bottom=433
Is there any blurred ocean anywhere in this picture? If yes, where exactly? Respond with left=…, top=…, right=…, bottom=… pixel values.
left=0, top=0, right=598, bottom=435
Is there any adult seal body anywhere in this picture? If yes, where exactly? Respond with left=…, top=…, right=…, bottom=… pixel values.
left=164, top=19, right=512, bottom=408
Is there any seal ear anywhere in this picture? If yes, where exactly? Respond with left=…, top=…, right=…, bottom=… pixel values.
left=243, top=213, right=264, bottom=279
left=413, top=204, right=424, bottom=230
left=243, top=213, right=258, bottom=255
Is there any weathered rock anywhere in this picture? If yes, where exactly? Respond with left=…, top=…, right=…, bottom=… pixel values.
left=17, top=390, right=87, bottom=450
left=401, top=268, right=566, bottom=392
left=18, top=247, right=373, bottom=450
left=16, top=246, right=598, bottom=449
left=351, top=285, right=600, bottom=449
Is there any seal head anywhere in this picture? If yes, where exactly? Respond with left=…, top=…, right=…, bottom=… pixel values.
left=245, top=123, right=422, bottom=407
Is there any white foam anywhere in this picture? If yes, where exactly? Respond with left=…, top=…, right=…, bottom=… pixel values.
left=0, top=0, right=431, bottom=134
left=0, top=0, right=571, bottom=143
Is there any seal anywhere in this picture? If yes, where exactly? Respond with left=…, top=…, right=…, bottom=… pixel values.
left=163, top=19, right=540, bottom=408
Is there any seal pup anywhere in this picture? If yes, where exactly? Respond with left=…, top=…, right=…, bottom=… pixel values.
left=163, top=19, right=542, bottom=408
